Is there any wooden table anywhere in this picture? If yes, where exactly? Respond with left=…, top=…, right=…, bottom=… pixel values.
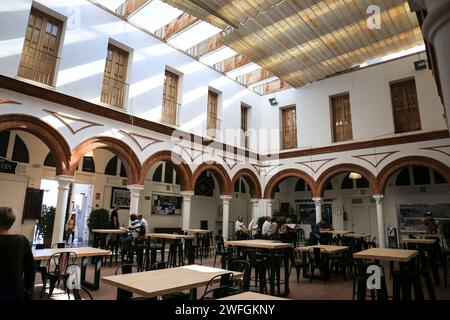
left=102, top=264, right=242, bottom=299
left=184, top=229, right=211, bottom=234
left=344, top=233, right=369, bottom=238
left=401, top=238, right=437, bottom=245
left=92, top=229, right=127, bottom=263
left=33, top=247, right=111, bottom=290
left=219, top=292, right=289, bottom=300
left=146, top=233, right=195, bottom=265
left=353, top=248, right=418, bottom=301
left=92, top=229, right=128, bottom=234
left=319, top=230, right=350, bottom=235
left=296, top=245, right=349, bottom=254
left=224, top=240, right=291, bottom=296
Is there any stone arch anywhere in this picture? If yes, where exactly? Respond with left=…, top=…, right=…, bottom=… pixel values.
left=0, top=114, right=71, bottom=175
left=316, top=163, right=379, bottom=197
left=140, top=150, right=193, bottom=191
left=231, top=168, right=262, bottom=198
left=192, top=163, right=232, bottom=195
left=70, top=136, right=141, bottom=184
left=377, top=156, right=450, bottom=194
left=264, top=169, right=316, bottom=199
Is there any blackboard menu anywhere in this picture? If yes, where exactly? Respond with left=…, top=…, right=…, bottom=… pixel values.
left=22, top=188, right=44, bottom=221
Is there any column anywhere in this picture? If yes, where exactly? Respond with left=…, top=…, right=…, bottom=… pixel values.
left=181, top=191, right=194, bottom=231
left=266, top=199, right=273, bottom=217
left=221, top=195, right=232, bottom=240
left=374, top=195, right=386, bottom=248
left=250, top=199, right=259, bottom=221
left=127, top=184, right=144, bottom=216
left=52, top=175, right=74, bottom=245
left=414, top=0, right=450, bottom=129
left=313, top=197, right=323, bottom=224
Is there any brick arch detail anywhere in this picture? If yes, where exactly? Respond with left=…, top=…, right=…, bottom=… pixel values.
left=377, top=156, right=450, bottom=194
left=140, top=150, right=193, bottom=191
left=70, top=136, right=141, bottom=184
left=231, top=168, right=262, bottom=198
left=264, top=169, right=317, bottom=199
left=192, top=163, right=232, bottom=196
left=316, top=163, right=379, bottom=197
left=0, top=114, right=71, bottom=175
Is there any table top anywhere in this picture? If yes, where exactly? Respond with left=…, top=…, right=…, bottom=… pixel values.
left=319, top=229, right=350, bottom=234
left=33, top=247, right=111, bottom=261
left=224, top=240, right=291, bottom=249
left=102, top=265, right=242, bottom=298
left=401, top=238, right=437, bottom=244
left=92, top=229, right=127, bottom=234
left=353, top=248, right=418, bottom=262
left=344, top=233, right=369, bottom=238
left=296, top=245, right=349, bottom=253
left=146, top=233, right=194, bottom=240
left=184, top=229, right=211, bottom=234
left=219, top=292, right=289, bottom=300
left=418, top=233, right=444, bottom=239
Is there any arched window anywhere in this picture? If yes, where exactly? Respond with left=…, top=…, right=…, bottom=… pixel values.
left=0, top=131, right=10, bottom=158
left=12, top=135, right=29, bottom=163
left=413, top=166, right=430, bottom=185
left=295, top=179, right=306, bottom=192
left=356, top=177, right=369, bottom=189
left=164, top=162, right=174, bottom=184
left=152, top=164, right=163, bottom=182
left=341, top=174, right=353, bottom=189
left=395, top=168, right=410, bottom=186
left=82, top=156, right=95, bottom=173
left=325, top=181, right=333, bottom=190
left=43, top=152, right=56, bottom=167
left=105, top=156, right=118, bottom=176
left=434, top=170, right=446, bottom=184
left=120, top=163, right=127, bottom=178
left=194, top=171, right=215, bottom=197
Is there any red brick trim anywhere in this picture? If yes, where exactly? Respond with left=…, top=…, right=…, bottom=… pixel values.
left=264, top=169, right=316, bottom=199
left=0, top=114, right=71, bottom=175
left=70, top=137, right=141, bottom=184
left=140, top=150, right=193, bottom=191
left=377, top=156, right=450, bottom=194
left=231, top=168, right=262, bottom=198
left=192, top=163, right=232, bottom=196
left=316, top=164, right=379, bottom=197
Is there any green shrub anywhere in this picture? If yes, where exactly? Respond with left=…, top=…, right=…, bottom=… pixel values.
left=38, top=205, right=56, bottom=237
left=87, top=208, right=111, bottom=231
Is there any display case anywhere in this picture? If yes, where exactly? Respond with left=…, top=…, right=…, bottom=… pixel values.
left=397, top=203, right=450, bottom=232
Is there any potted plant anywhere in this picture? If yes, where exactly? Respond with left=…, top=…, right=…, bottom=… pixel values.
left=38, top=205, right=56, bottom=248
left=87, top=208, right=111, bottom=246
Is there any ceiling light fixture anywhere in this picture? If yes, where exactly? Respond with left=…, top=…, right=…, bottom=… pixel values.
left=349, top=172, right=362, bottom=180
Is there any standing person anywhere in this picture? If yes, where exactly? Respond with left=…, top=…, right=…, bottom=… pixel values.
left=262, top=217, right=277, bottom=239
left=312, top=217, right=332, bottom=244
left=422, top=211, right=439, bottom=234
left=234, top=216, right=246, bottom=240
left=0, top=207, right=36, bottom=300
left=110, top=204, right=120, bottom=229
left=64, top=214, right=76, bottom=245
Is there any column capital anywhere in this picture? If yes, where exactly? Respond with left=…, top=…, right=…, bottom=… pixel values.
left=421, top=0, right=450, bottom=42
left=373, top=194, right=384, bottom=205
left=180, top=191, right=194, bottom=199
left=220, top=195, right=233, bottom=201
left=250, top=198, right=260, bottom=204
left=312, top=197, right=323, bottom=204
left=127, top=184, right=144, bottom=192
left=56, top=175, right=74, bottom=183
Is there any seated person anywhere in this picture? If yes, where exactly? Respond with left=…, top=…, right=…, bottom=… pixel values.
left=261, top=217, right=278, bottom=239
left=279, top=218, right=296, bottom=243
left=121, top=214, right=145, bottom=252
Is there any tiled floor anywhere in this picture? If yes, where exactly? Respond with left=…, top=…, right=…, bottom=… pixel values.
left=34, top=253, right=450, bottom=300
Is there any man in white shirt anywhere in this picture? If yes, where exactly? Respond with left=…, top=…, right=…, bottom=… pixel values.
left=137, top=214, right=148, bottom=232
left=261, top=217, right=272, bottom=238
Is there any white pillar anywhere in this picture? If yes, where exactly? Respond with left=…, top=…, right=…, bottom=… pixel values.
left=266, top=199, right=273, bottom=217
left=374, top=194, right=386, bottom=248
left=221, top=195, right=232, bottom=240
left=52, top=176, right=74, bottom=245
left=127, top=184, right=144, bottom=216
left=250, top=199, right=259, bottom=221
left=313, top=197, right=323, bottom=224
left=181, top=191, right=194, bottom=231
left=417, top=0, right=450, bottom=129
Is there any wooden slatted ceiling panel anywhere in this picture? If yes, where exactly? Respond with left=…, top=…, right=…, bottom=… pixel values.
left=116, top=0, right=152, bottom=18
left=162, top=0, right=422, bottom=88
left=155, top=13, right=199, bottom=40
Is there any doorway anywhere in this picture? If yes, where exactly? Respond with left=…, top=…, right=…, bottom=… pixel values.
left=69, top=183, right=94, bottom=246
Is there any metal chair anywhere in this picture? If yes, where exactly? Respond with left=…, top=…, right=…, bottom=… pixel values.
left=200, top=272, right=234, bottom=300
left=41, top=251, right=77, bottom=300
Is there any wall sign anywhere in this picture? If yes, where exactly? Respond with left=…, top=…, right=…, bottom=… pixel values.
left=0, top=157, right=17, bottom=174
left=22, top=188, right=44, bottom=221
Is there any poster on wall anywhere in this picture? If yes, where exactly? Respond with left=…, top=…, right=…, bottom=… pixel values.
left=110, top=187, right=130, bottom=209
left=151, top=194, right=182, bottom=215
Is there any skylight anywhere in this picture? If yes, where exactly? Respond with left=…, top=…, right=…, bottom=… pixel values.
left=95, top=0, right=125, bottom=11
left=360, top=44, right=426, bottom=68
left=129, top=0, right=183, bottom=33
left=167, top=21, right=222, bottom=50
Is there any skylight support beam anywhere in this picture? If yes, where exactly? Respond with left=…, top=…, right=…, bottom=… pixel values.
left=116, top=0, right=152, bottom=19
left=154, top=12, right=199, bottom=40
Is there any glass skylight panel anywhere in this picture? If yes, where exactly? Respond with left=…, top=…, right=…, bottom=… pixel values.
left=200, top=47, right=237, bottom=66
left=227, top=63, right=261, bottom=79
left=167, top=21, right=221, bottom=51
left=129, top=0, right=183, bottom=33
left=95, top=0, right=125, bottom=11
